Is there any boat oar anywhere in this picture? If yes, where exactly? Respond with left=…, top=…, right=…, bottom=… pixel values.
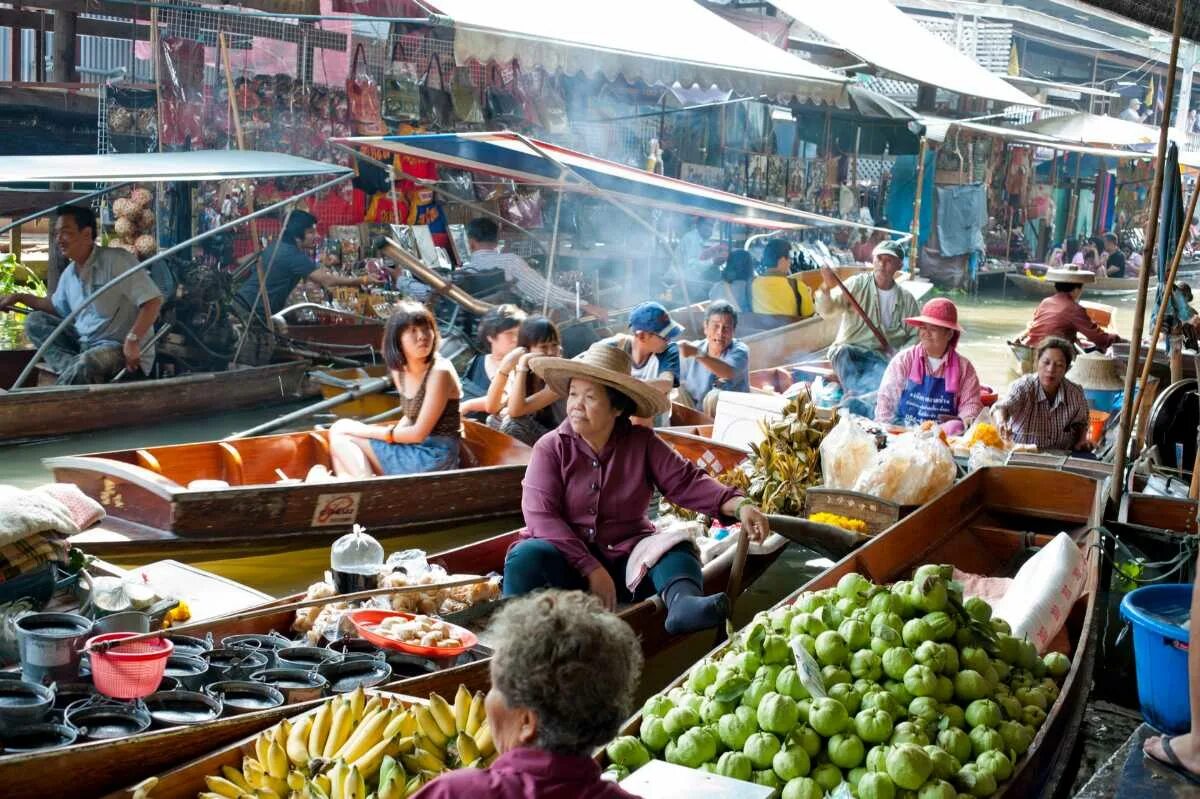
left=82, top=575, right=493, bottom=654
left=823, top=268, right=895, bottom=358
left=765, top=513, right=867, bottom=562
left=225, top=376, right=391, bottom=439
left=109, top=323, right=172, bottom=383
left=717, top=523, right=752, bottom=644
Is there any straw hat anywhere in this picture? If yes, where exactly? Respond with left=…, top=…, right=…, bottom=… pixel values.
left=1066, top=352, right=1125, bottom=391
left=1045, top=266, right=1096, bottom=285
left=904, top=297, right=964, bottom=333
left=529, top=344, right=671, bottom=418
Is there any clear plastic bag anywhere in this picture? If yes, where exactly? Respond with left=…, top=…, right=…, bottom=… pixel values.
left=967, top=441, right=1007, bottom=472
left=820, top=411, right=877, bottom=489
left=853, top=429, right=956, bottom=505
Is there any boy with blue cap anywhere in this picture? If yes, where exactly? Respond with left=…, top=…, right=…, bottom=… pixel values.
left=600, top=301, right=683, bottom=424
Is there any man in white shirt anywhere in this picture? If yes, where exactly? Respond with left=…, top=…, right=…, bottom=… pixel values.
left=463, top=218, right=606, bottom=320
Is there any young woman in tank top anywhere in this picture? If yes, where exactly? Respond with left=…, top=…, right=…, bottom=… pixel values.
left=328, top=302, right=462, bottom=477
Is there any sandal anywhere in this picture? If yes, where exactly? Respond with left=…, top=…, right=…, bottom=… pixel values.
left=1145, top=735, right=1200, bottom=786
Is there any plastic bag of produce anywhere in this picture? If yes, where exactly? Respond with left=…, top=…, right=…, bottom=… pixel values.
left=992, top=532, right=1087, bottom=653
left=853, top=429, right=956, bottom=505
left=820, top=411, right=877, bottom=489
left=967, top=441, right=1007, bottom=472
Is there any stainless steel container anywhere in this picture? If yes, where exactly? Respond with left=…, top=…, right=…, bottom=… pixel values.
left=64, top=698, right=151, bottom=741
left=249, top=668, right=328, bottom=704
left=205, top=681, right=284, bottom=716
left=15, top=613, right=93, bottom=685
left=0, top=722, right=76, bottom=752
left=0, top=679, right=54, bottom=730
left=220, top=633, right=291, bottom=668
left=203, top=648, right=269, bottom=683
left=162, top=654, right=210, bottom=691
left=275, top=646, right=341, bottom=672
left=92, top=611, right=151, bottom=636
left=317, top=658, right=392, bottom=694
left=145, top=690, right=223, bottom=728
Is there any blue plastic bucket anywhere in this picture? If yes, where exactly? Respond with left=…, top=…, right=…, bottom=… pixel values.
left=1083, top=388, right=1122, bottom=413
left=1120, top=584, right=1192, bottom=733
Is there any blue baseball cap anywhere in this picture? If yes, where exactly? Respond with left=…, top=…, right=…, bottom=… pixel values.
left=628, top=301, right=684, bottom=341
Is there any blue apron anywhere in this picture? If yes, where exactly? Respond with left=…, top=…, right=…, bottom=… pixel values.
left=897, top=369, right=958, bottom=424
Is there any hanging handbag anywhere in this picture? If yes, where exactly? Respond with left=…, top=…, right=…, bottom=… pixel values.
left=420, top=53, right=454, bottom=130
left=450, top=66, right=484, bottom=124
left=346, top=43, right=388, bottom=135
left=485, top=63, right=521, bottom=126
left=381, top=41, right=421, bottom=124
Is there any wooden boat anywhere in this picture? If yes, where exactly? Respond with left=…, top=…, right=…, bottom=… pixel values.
left=276, top=303, right=385, bottom=353
left=742, top=315, right=840, bottom=372
left=1117, top=471, right=1198, bottom=537
left=1112, top=339, right=1198, bottom=381
left=0, top=354, right=318, bottom=444
left=51, top=420, right=532, bottom=561
left=601, top=465, right=1105, bottom=799
left=1006, top=271, right=1144, bottom=299
left=5, top=525, right=791, bottom=799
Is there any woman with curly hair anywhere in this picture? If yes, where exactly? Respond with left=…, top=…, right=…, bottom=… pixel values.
left=412, top=591, right=642, bottom=799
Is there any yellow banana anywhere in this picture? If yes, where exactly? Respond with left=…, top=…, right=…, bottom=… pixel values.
left=404, top=774, right=425, bottom=798
left=377, top=773, right=405, bottom=799
left=287, top=715, right=314, bottom=767
left=312, top=774, right=332, bottom=798
left=384, top=709, right=417, bottom=740
left=308, top=701, right=334, bottom=760
left=261, top=775, right=289, bottom=797
left=336, top=706, right=393, bottom=763
left=327, top=760, right=348, bottom=799
left=453, top=685, right=472, bottom=732
left=427, top=693, right=458, bottom=739
left=464, top=692, right=486, bottom=737
left=222, top=765, right=251, bottom=791
left=266, top=740, right=289, bottom=780
left=254, top=790, right=282, bottom=799
left=274, top=719, right=292, bottom=752
left=254, top=732, right=271, bottom=771
left=474, top=722, right=495, bottom=758
left=350, top=733, right=405, bottom=777
left=344, top=765, right=366, bottom=799
left=131, top=777, right=158, bottom=799
left=412, top=747, right=447, bottom=774
left=413, top=705, right=448, bottom=748
left=379, top=753, right=403, bottom=789
left=361, top=695, right=384, bottom=721
left=204, top=775, right=244, bottom=798
left=348, top=685, right=366, bottom=724
left=455, top=732, right=480, bottom=767
left=243, top=757, right=266, bottom=790
left=287, top=771, right=307, bottom=792
left=196, top=793, right=226, bottom=799
left=307, top=779, right=329, bottom=799
left=323, top=702, right=354, bottom=759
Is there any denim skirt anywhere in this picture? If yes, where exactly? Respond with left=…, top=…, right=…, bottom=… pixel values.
left=367, top=435, right=459, bottom=475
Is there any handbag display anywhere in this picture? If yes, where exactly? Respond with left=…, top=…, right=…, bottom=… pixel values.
left=347, top=43, right=388, bottom=135
left=485, top=64, right=522, bottom=126
left=381, top=42, right=422, bottom=124
left=450, top=66, right=484, bottom=125
left=420, top=53, right=454, bottom=130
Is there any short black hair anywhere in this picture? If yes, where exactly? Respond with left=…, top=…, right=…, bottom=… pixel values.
left=723, top=249, right=754, bottom=283
left=57, top=205, right=97, bottom=239
left=476, top=304, right=526, bottom=350
left=1037, top=336, right=1075, bottom=369
left=466, top=217, right=499, bottom=243
left=603, top=385, right=637, bottom=418
left=382, top=301, right=440, bottom=371
left=1054, top=282, right=1080, bottom=293
left=706, top=300, right=738, bottom=329
left=761, top=239, right=792, bottom=270
left=1104, top=233, right=1118, bottom=245
left=282, top=210, right=317, bottom=245
left=517, top=315, right=560, bottom=350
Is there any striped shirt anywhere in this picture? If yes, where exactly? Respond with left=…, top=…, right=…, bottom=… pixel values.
left=996, top=374, right=1088, bottom=451
left=465, top=247, right=577, bottom=312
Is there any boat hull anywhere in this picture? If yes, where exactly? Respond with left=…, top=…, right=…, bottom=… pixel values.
left=0, top=359, right=317, bottom=443
left=1006, top=272, right=1142, bottom=299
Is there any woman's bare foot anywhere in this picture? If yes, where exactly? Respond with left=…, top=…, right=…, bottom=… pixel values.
left=1144, top=733, right=1200, bottom=784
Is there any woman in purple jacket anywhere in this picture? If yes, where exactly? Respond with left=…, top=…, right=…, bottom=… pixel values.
left=412, top=591, right=642, bottom=799
left=503, top=343, right=769, bottom=635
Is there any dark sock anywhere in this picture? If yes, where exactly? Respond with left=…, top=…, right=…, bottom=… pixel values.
left=663, top=578, right=728, bottom=635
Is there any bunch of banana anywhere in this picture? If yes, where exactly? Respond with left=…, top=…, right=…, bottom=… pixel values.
left=194, top=686, right=494, bottom=799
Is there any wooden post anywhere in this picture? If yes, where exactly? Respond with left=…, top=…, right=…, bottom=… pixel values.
left=50, top=9, right=75, bottom=82
left=1109, top=0, right=1186, bottom=506
left=10, top=4, right=22, bottom=82
left=909, top=136, right=928, bottom=277
left=34, top=11, right=45, bottom=83
left=1064, top=153, right=1082, bottom=240
left=1168, top=334, right=1184, bottom=383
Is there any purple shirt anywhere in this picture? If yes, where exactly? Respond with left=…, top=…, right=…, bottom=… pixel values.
left=411, top=748, right=640, bottom=799
left=521, top=418, right=743, bottom=576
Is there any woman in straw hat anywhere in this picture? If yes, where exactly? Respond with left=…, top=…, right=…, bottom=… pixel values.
left=874, top=297, right=982, bottom=435
left=504, top=343, right=769, bottom=635
left=994, top=336, right=1092, bottom=453
left=1019, top=266, right=1120, bottom=352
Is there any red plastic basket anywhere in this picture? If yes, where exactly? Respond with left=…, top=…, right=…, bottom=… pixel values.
left=350, top=610, right=478, bottom=659
left=87, top=633, right=174, bottom=699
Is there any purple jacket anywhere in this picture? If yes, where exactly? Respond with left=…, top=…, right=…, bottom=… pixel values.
left=521, top=418, right=742, bottom=577
left=411, top=748, right=641, bottom=799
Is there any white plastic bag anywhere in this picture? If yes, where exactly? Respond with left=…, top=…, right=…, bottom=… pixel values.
left=820, top=411, right=877, bottom=489
left=852, top=429, right=956, bottom=505
left=967, top=442, right=1007, bottom=472
left=992, top=532, right=1087, bottom=653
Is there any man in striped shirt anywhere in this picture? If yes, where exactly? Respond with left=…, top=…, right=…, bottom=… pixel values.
left=463, top=218, right=606, bottom=320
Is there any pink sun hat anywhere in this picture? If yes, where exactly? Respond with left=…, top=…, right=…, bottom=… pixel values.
left=904, top=297, right=964, bottom=333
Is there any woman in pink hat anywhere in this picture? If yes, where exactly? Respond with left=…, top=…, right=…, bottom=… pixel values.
left=874, top=297, right=982, bottom=435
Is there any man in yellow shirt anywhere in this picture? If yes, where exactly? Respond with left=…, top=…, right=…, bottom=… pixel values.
left=751, top=239, right=813, bottom=318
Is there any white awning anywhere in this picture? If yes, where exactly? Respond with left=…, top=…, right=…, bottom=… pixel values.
left=771, top=0, right=1039, bottom=107
left=0, top=150, right=351, bottom=184
left=1020, top=112, right=1161, bottom=147
left=921, top=116, right=1152, bottom=160
left=425, top=0, right=848, bottom=106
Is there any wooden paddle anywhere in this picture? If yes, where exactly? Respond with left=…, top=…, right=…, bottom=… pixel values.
left=717, top=524, right=752, bottom=644
left=82, top=575, right=492, bottom=653
left=225, top=375, right=391, bottom=439
left=822, top=267, right=895, bottom=357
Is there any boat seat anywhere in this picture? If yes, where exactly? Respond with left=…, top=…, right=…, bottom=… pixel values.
left=307, top=431, right=332, bottom=468
left=135, top=449, right=163, bottom=475
left=217, top=442, right=245, bottom=485
left=33, top=362, right=58, bottom=387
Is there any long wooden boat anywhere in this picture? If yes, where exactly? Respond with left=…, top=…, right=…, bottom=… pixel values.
left=1006, top=271, right=1144, bottom=299
left=52, top=420, right=532, bottom=561
left=1112, top=339, right=1198, bottom=381
left=3, top=524, right=791, bottom=798
left=0, top=352, right=318, bottom=444
left=1117, top=471, right=1198, bottom=537
left=601, top=465, right=1105, bottom=799
left=275, top=303, right=386, bottom=353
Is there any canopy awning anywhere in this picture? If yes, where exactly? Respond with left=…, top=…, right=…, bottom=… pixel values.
left=0, top=151, right=352, bottom=184
left=921, top=116, right=1152, bottom=160
left=770, top=0, right=1038, bottom=107
left=336, top=132, right=898, bottom=234
left=1020, top=112, right=1160, bottom=147
left=424, top=0, right=847, bottom=107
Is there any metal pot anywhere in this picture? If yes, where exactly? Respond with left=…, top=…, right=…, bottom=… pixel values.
left=384, top=652, right=441, bottom=678
left=0, top=679, right=54, bottom=730
left=64, top=697, right=151, bottom=741
left=205, top=681, right=284, bottom=716
left=144, top=690, right=223, bottom=728
left=326, top=637, right=380, bottom=661
left=203, top=648, right=269, bottom=682
left=92, top=611, right=151, bottom=636
left=221, top=633, right=291, bottom=668
left=15, top=612, right=93, bottom=685
left=157, top=675, right=180, bottom=692
left=162, top=654, right=210, bottom=691
left=52, top=680, right=97, bottom=711
left=163, top=633, right=212, bottom=660
left=275, top=646, right=341, bottom=672
left=317, top=658, right=392, bottom=694
left=0, top=722, right=77, bottom=752
left=249, top=668, right=328, bottom=704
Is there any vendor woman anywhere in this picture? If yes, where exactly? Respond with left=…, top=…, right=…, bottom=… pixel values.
left=504, top=344, right=769, bottom=634
left=993, top=336, right=1092, bottom=452
left=874, top=297, right=982, bottom=435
